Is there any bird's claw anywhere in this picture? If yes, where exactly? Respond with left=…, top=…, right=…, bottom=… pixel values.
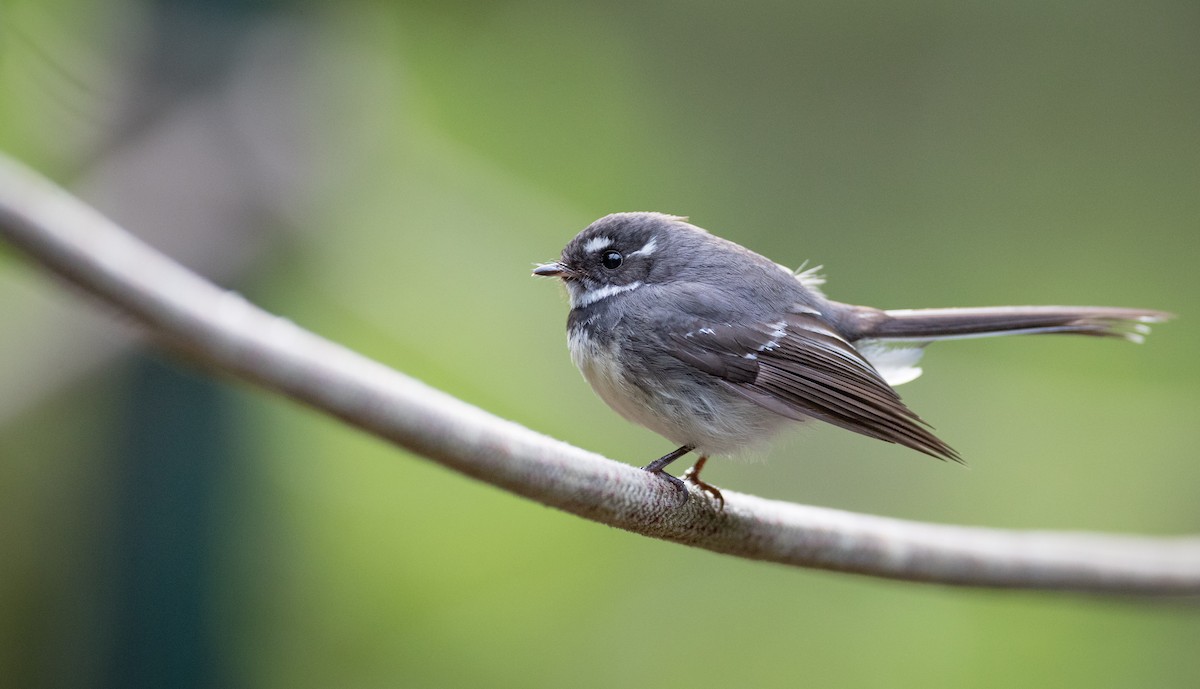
left=682, top=465, right=725, bottom=511
left=642, top=466, right=689, bottom=505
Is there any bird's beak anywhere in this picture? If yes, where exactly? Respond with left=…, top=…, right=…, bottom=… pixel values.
left=532, top=261, right=573, bottom=278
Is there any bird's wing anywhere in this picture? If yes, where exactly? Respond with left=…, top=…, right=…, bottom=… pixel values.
left=663, top=310, right=960, bottom=461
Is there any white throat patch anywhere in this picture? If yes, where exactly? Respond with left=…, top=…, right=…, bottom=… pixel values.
left=571, top=281, right=643, bottom=309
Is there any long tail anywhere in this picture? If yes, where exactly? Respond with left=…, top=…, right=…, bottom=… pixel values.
left=845, top=305, right=1173, bottom=344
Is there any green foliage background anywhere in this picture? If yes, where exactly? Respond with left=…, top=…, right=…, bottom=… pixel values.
left=2, top=0, right=1198, bottom=687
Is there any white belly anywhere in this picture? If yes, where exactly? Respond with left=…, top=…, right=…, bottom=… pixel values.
left=568, top=329, right=791, bottom=457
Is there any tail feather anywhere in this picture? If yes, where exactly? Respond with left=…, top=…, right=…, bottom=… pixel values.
left=852, top=306, right=1172, bottom=344
left=838, top=305, right=1173, bottom=387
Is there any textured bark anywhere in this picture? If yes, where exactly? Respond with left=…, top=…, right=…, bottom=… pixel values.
left=2, top=154, right=1197, bottom=595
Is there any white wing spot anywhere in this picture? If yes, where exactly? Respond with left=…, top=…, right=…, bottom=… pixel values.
left=756, top=321, right=787, bottom=352
left=699, top=327, right=716, bottom=335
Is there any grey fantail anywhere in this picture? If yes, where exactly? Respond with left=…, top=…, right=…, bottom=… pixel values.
left=533, top=212, right=1171, bottom=507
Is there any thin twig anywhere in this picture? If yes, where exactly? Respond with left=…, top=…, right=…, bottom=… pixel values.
left=1, top=154, right=1197, bottom=595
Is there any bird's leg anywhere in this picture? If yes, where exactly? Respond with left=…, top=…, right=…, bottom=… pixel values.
left=682, top=456, right=725, bottom=510
left=641, top=445, right=694, bottom=499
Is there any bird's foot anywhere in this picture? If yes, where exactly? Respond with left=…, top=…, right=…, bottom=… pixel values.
left=641, top=445, right=695, bottom=506
left=682, top=457, right=724, bottom=511
left=642, top=466, right=688, bottom=503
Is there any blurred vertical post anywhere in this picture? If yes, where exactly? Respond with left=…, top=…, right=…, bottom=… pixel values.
left=0, top=0, right=319, bottom=685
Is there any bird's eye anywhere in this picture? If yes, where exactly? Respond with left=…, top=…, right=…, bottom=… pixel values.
left=601, top=250, right=623, bottom=270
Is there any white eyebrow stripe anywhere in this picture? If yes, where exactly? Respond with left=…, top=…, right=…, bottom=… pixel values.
left=628, top=235, right=658, bottom=257
left=572, top=281, right=643, bottom=308
left=583, top=236, right=614, bottom=253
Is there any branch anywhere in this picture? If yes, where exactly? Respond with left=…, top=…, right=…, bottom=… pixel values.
left=1, top=154, right=1197, bottom=595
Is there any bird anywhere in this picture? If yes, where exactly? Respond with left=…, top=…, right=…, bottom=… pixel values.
left=533, top=212, right=1171, bottom=508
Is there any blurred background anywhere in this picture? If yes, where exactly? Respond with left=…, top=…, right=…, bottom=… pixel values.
left=2, top=0, right=1198, bottom=686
